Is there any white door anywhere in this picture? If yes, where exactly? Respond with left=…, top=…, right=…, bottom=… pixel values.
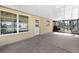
left=34, top=20, right=40, bottom=35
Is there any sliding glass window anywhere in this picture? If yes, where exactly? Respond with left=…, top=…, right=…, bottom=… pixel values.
left=77, top=20, right=79, bottom=31
left=0, top=11, right=1, bottom=34
left=1, top=11, right=17, bottom=34
left=19, top=15, right=28, bottom=32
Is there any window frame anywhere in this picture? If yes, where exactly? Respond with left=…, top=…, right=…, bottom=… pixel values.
left=19, top=15, right=29, bottom=32
left=1, top=11, right=17, bottom=34
left=0, top=10, right=29, bottom=36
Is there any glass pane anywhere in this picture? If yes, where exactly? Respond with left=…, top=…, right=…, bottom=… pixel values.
left=64, top=21, right=68, bottom=32
left=1, top=11, right=17, bottom=34
left=19, top=15, right=28, bottom=32
left=0, top=11, right=1, bottom=35
left=71, top=20, right=78, bottom=34
left=35, top=20, right=39, bottom=27
left=58, top=19, right=79, bottom=34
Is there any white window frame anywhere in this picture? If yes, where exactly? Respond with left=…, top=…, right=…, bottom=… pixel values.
left=17, top=14, right=19, bottom=33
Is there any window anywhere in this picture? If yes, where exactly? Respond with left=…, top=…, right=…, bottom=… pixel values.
left=0, top=11, right=29, bottom=35
left=77, top=20, right=79, bottom=30
left=0, top=12, right=1, bottom=35
left=19, top=15, right=28, bottom=32
left=35, top=20, right=39, bottom=27
left=1, top=11, right=17, bottom=34
left=58, top=20, right=79, bottom=34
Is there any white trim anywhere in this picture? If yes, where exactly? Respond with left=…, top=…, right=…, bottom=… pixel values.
left=17, top=14, right=19, bottom=33
left=0, top=33, right=19, bottom=37
left=0, top=32, right=29, bottom=37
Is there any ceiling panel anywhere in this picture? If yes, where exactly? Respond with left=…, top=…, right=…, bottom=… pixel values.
left=4, top=5, right=79, bottom=20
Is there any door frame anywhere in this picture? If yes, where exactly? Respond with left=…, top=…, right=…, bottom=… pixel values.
left=34, top=19, right=40, bottom=36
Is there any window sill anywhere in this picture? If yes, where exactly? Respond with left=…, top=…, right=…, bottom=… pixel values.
left=0, top=31, right=29, bottom=37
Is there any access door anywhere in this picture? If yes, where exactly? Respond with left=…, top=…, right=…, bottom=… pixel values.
left=34, top=20, right=40, bottom=35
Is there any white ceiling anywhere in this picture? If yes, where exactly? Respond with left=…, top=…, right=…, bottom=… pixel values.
left=4, top=5, right=79, bottom=20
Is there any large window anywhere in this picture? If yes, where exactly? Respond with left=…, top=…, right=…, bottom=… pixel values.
left=0, top=11, right=29, bottom=35
left=19, top=15, right=28, bottom=32
left=0, top=11, right=17, bottom=34
left=58, top=19, right=79, bottom=34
